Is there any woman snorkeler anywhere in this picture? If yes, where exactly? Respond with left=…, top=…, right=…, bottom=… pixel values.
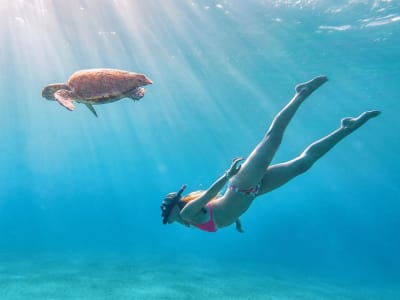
left=161, top=76, right=380, bottom=232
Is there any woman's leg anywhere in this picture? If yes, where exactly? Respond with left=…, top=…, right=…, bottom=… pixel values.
left=231, top=75, right=328, bottom=188
left=258, top=110, right=381, bottom=194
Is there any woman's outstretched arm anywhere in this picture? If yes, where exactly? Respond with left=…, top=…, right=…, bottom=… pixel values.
left=180, top=158, right=243, bottom=219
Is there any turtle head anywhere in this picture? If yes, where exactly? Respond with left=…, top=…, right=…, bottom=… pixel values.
left=42, top=83, right=70, bottom=100
left=136, top=74, right=153, bottom=86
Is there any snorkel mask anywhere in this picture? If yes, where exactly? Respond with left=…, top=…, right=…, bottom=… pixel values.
left=161, top=184, right=187, bottom=224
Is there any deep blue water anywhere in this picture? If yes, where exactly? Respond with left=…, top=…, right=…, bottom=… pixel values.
left=1, top=1, right=399, bottom=299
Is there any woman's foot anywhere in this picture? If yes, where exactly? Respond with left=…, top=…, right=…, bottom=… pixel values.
left=341, top=110, right=381, bottom=131
left=295, top=75, right=328, bottom=98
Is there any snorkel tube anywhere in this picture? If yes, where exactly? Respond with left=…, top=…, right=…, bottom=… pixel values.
left=161, top=184, right=187, bottom=224
left=177, top=184, right=187, bottom=197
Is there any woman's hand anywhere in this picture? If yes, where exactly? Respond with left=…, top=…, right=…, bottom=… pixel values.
left=225, top=157, right=245, bottom=179
left=235, top=219, right=244, bottom=233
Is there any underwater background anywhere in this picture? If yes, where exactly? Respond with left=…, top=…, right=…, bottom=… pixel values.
left=1, top=0, right=399, bottom=299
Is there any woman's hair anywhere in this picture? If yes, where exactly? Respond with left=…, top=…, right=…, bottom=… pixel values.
left=180, top=190, right=221, bottom=214
left=181, top=190, right=205, bottom=203
left=181, top=190, right=221, bottom=204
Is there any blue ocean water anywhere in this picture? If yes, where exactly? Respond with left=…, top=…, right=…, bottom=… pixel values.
left=1, top=1, right=399, bottom=299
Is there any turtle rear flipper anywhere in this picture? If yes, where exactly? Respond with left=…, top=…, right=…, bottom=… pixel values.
left=54, top=89, right=75, bottom=111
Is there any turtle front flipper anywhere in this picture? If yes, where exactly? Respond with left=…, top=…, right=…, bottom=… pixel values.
left=85, top=103, right=98, bottom=117
left=127, top=87, right=145, bottom=101
left=54, top=89, right=75, bottom=111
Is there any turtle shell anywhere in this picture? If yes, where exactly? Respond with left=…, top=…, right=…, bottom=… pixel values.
left=68, top=69, right=151, bottom=101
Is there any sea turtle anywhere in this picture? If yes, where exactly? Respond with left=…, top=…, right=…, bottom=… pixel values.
left=42, top=68, right=153, bottom=117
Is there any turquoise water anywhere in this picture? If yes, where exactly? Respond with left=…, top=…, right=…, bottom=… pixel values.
left=1, top=1, right=399, bottom=299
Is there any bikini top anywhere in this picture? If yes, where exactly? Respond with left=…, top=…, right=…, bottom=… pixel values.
left=194, top=203, right=217, bottom=232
